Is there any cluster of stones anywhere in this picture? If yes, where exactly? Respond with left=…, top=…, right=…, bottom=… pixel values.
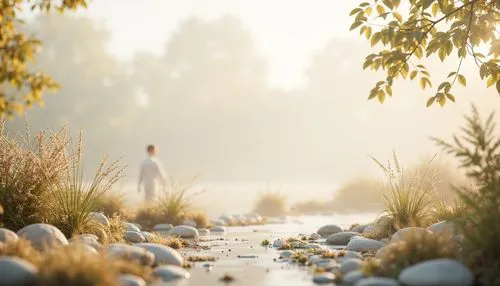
left=273, top=220, right=473, bottom=286
left=0, top=211, right=231, bottom=286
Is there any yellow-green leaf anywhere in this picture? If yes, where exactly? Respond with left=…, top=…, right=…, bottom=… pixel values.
left=350, top=8, right=363, bottom=16
left=377, top=90, right=385, bottom=103
left=432, top=3, right=439, bottom=17
left=438, top=95, right=446, bottom=107
left=420, top=77, right=427, bottom=89
left=426, top=97, right=435, bottom=107
left=458, top=75, right=466, bottom=86
left=385, top=85, right=393, bottom=96
left=371, top=32, right=381, bottom=46
left=445, top=93, right=456, bottom=102
left=487, top=76, right=496, bottom=87
left=350, top=21, right=363, bottom=31
left=365, top=26, right=372, bottom=39
left=365, top=6, right=372, bottom=16
left=410, top=71, right=418, bottom=80
left=438, top=48, right=446, bottom=61
left=376, top=5, right=385, bottom=15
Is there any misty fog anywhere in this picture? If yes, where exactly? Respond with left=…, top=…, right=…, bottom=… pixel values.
left=5, top=1, right=499, bottom=215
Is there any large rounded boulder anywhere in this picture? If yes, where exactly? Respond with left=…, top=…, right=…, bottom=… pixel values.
left=326, top=232, right=359, bottom=245
left=391, top=227, right=433, bottom=243
left=346, top=238, right=384, bottom=252
left=17, top=223, right=68, bottom=252
left=88, top=212, right=110, bottom=227
left=136, top=243, right=184, bottom=266
left=0, top=256, right=38, bottom=286
left=125, top=231, right=146, bottom=243
left=107, top=243, right=155, bottom=266
left=153, top=265, right=190, bottom=281
left=317, top=224, right=343, bottom=238
left=0, top=228, right=19, bottom=243
left=169, top=225, right=198, bottom=238
left=399, top=258, right=474, bottom=286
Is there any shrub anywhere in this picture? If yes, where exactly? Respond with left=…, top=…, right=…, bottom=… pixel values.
left=432, top=104, right=500, bottom=286
left=134, top=177, right=205, bottom=229
left=105, top=214, right=127, bottom=244
left=0, top=121, right=67, bottom=231
left=48, top=133, right=124, bottom=238
left=253, top=191, right=288, bottom=217
left=371, top=153, right=434, bottom=234
left=431, top=198, right=467, bottom=222
left=375, top=232, right=458, bottom=278
left=290, top=199, right=329, bottom=215
left=186, top=211, right=210, bottom=228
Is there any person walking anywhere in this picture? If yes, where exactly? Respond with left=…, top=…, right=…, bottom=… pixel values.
left=138, top=144, right=167, bottom=202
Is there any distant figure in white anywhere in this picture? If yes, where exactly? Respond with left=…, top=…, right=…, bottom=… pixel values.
left=138, top=144, right=167, bottom=202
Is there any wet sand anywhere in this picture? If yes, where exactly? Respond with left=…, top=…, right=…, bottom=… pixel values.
left=158, top=215, right=377, bottom=286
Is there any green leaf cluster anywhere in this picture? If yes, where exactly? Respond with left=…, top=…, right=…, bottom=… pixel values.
left=350, top=0, right=499, bottom=106
left=0, top=0, right=89, bottom=118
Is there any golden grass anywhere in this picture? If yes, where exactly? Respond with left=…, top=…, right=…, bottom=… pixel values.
left=0, top=121, right=67, bottom=231
left=35, top=243, right=154, bottom=285
left=38, top=244, right=118, bottom=286
left=0, top=121, right=124, bottom=240
left=371, top=153, right=435, bottom=235
left=0, top=238, right=42, bottom=267
left=133, top=177, right=207, bottom=230
left=187, top=255, right=217, bottom=262
left=48, top=132, right=124, bottom=238
left=253, top=191, right=288, bottom=217
left=147, top=233, right=186, bottom=249
left=186, top=211, right=210, bottom=228
left=105, top=214, right=127, bottom=244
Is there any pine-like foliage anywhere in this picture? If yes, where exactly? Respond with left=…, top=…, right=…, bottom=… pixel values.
left=432, top=104, right=500, bottom=286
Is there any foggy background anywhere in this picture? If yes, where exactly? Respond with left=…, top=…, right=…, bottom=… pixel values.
left=5, top=1, right=499, bottom=216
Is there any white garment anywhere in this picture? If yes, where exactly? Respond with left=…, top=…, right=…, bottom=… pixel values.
left=138, top=156, right=167, bottom=202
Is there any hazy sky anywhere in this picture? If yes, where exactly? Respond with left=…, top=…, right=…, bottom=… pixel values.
left=11, top=1, right=497, bottom=214
left=84, top=0, right=355, bottom=89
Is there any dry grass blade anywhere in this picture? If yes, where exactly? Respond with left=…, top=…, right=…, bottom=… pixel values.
left=48, top=131, right=125, bottom=238
left=0, top=120, right=67, bottom=231
left=372, top=153, right=435, bottom=233
left=0, top=238, right=42, bottom=267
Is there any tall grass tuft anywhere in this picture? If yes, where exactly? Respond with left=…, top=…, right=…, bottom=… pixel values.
left=134, top=176, right=206, bottom=229
left=48, top=132, right=124, bottom=238
left=186, top=211, right=210, bottom=228
left=253, top=191, right=288, bottom=217
left=371, top=153, right=434, bottom=234
left=0, top=120, right=67, bottom=231
left=431, top=198, right=467, bottom=222
left=432, top=104, right=500, bottom=286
